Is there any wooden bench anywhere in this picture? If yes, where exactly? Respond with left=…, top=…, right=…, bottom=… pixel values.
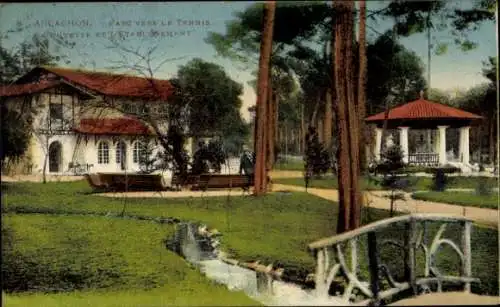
left=84, top=173, right=109, bottom=191
left=192, top=174, right=271, bottom=192
left=86, top=173, right=168, bottom=192
left=171, top=173, right=201, bottom=190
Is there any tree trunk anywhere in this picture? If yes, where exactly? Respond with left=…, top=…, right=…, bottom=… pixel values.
left=254, top=1, right=275, bottom=195
left=380, top=16, right=399, bottom=152
left=357, top=0, right=367, bottom=174
left=344, top=0, right=361, bottom=230
left=489, top=119, right=495, bottom=164
left=266, top=81, right=274, bottom=170
left=42, top=135, right=48, bottom=184
left=274, top=92, right=279, bottom=153
left=317, top=118, right=324, bottom=143
left=324, top=89, right=333, bottom=149
left=300, top=103, right=305, bottom=154
left=333, top=0, right=353, bottom=233
left=310, top=96, right=321, bottom=128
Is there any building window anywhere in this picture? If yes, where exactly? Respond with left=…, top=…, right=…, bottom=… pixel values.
left=116, top=143, right=122, bottom=164
left=98, top=141, right=110, bottom=164
left=133, top=141, right=146, bottom=163
left=50, top=103, right=63, bottom=126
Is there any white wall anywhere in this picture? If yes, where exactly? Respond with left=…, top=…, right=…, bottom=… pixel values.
left=30, top=133, right=77, bottom=175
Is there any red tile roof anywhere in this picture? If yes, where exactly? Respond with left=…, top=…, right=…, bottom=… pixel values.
left=365, top=98, right=483, bottom=122
left=74, top=118, right=155, bottom=135
left=41, top=66, right=174, bottom=101
left=0, top=80, right=61, bottom=97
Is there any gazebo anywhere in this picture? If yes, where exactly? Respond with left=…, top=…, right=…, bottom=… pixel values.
left=365, top=92, right=482, bottom=172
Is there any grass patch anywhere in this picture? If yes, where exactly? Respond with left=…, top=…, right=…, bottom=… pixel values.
left=1, top=213, right=257, bottom=306
left=412, top=191, right=499, bottom=209
left=273, top=175, right=399, bottom=191
left=274, top=160, right=304, bottom=171
left=2, top=180, right=498, bottom=296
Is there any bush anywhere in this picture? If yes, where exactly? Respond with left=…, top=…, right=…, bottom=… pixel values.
left=399, top=165, right=461, bottom=174
left=191, top=139, right=227, bottom=175
left=303, top=126, right=331, bottom=180
left=475, top=176, right=494, bottom=196
left=376, top=145, right=410, bottom=216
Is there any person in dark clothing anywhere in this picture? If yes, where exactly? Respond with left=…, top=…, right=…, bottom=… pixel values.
left=239, top=146, right=255, bottom=175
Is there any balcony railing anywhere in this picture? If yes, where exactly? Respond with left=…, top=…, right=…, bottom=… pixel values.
left=408, top=153, right=439, bottom=166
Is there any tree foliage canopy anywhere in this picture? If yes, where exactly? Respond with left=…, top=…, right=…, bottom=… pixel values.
left=366, top=34, right=427, bottom=114
left=1, top=35, right=61, bottom=164
left=171, top=58, right=249, bottom=155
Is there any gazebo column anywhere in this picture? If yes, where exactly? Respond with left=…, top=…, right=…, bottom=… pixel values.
left=433, top=129, right=440, bottom=154
left=398, top=126, right=409, bottom=163
left=437, top=125, right=448, bottom=165
left=374, top=127, right=382, bottom=161
left=459, top=126, right=470, bottom=165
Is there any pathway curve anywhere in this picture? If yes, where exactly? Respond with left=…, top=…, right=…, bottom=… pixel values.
left=271, top=184, right=499, bottom=227
left=389, top=292, right=499, bottom=306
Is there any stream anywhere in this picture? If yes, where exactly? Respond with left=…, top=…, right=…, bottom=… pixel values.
left=166, top=222, right=349, bottom=306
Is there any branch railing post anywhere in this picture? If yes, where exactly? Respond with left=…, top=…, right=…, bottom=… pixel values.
left=462, top=221, right=472, bottom=292
left=367, top=231, right=380, bottom=306
left=308, top=214, right=478, bottom=305
left=404, top=218, right=417, bottom=295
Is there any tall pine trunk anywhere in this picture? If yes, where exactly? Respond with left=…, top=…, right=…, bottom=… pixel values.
left=274, top=92, right=279, bottom=159
left=333, top=0, right=353, bottom=233
left=324, top=89, right=333, bottom=149
left=254, top=1, right=275, bottom=195
left=344, top=0, right=361, bottom=230
left=300, top=103, right=305, bottom=154
left=266, top=80, right=274, bottom=170
left=380, top=17, right=399, bottom=152
left=357, top=0, right=367, bottom=174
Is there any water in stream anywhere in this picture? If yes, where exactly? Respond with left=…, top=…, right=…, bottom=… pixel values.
left=167, top=222, right=348, bottom=306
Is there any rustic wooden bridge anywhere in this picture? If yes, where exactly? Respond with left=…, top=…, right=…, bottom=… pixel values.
left=307, top=214, right=477, bottom=305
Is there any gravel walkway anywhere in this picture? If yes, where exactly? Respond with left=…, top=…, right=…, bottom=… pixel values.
left=389, top=292, right=499, bottom=305
left=1, top=174, right=85, bottom=182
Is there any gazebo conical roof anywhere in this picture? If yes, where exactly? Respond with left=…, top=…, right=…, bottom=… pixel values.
left=365, top=95, right=482, bottom=128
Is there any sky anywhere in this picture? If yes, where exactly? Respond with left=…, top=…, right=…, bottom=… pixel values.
left=0, top=2, right=497, bottom=121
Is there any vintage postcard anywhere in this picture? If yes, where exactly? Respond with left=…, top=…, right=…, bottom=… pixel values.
left=1, top=2, right=498, bottom=306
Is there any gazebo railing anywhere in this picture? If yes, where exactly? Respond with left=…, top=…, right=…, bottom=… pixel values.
left=408, top=153, right=439, bottom=166
left=308, top=214, right=477, bottom=306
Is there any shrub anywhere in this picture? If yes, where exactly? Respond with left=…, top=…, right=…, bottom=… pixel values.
left=399, top=165, right=461, bottom=174
left=191, top=139, right=227, bottom=175
left=376, top=145, right=410, bottom=216
left=475, top=176, right=494, bottom=196
left=304, top=126, right=331, bottom=180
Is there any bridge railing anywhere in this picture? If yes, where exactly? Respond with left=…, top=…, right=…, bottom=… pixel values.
left=308, top=214, right=477, bottom=306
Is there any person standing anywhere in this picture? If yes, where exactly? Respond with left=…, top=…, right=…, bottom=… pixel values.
left=239, top=146, right=255, bottom=175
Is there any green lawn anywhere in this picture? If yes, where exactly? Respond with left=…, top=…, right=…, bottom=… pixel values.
left=2, top=180, right=498, bottom=298
left=273, top=175, right=383, bottom=190
left=274, top=160, right=303, bottom=171
left=273, top=175, right=498, bottom=192
left=2, top=213, right=257, bottom=306
left=412, top=191, right=498, bottom=209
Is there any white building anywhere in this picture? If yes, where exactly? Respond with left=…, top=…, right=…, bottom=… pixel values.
left=1, top=66, right=194, bottom=177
